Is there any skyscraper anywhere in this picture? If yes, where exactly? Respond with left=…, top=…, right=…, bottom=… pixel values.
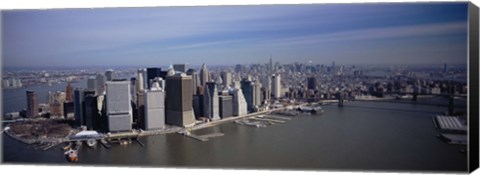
left=186, top=69, right=200, bottom=95
left=65, top=82, right=73, bottom=102
left=254, top=80, right=262, bottom=107
left=137, top=68, right=146, bottom=93
left=241, top=79, right=254, bottom=112
left=105, top=80, right=132, bottom=132
left=165, top=73, right=196, bottom=127
left=26, top=91, right=38, bottom=118
left=96, top=74, right=106, bottom=95
left=231, top=88, right=248, bottom=116
left=143, top=81, right=166, bottom=130
left=173, top=64, right=188, bottom=73
left=105, top=69, right=116, bottom=81
left=272, top=74, right=282, bottom=99
left=84, top=93, right=98, bottom=130
left=219, top=95, right=233, bottom=118
left=49, top=91, right=66, bottom=117
left=73, top=88, right=85, bottom=126
left=220, top=71, right=232, bottom=89
left=307, top=77, right=317, bottom=90
left=147, top=67, right=162, bottom=89
left=204, top=82, right=220, bottom=121
left=262, top=76, right=272, bottom=102
left=199, top=63, right=210, bottom=86
left=87, top=76, right=97, bottom=93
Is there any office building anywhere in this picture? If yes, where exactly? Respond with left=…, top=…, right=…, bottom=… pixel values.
left=130, top=77, right=137, bottom=104
left=241, top=79, right=254, bottom=112
left=143, top=82, right=166, bottom=130
left=204, top=82, right=220, bottom=121
left=231, top=88, right=248, bottom=116
left=307, top=77, right=317, bottom=90
left=105, top=69, right=116, bottom=81
left=105, top=80, right=132, bottom=132
left=87, top=76, right=97, bottom=93
left=137, top=68, right=146, bottom=93
left=49, top=91, right=66, bottom=117
left=96, top=74, right=107, bottom=95
left=74, top=89, right=85, bottom=126
left=173, top=64, right=188, bottom=73
left=63, top=101, right=74, bottom=119
left=199, top=63, right=210, bottom=86
left=147, top=67, right=162, bottom=89
left=262, top=76, right=271, bottom=102
left=219, top=95, right=233, bottom=118
left=192, top=95, right=203, bottom=119
left=272, top=74, right=282, bottom=98
left=165, top=73, right=196, bottom=127
left=26, top=91, right=39, bottom=118
left=221, top=71, right=232, bottom=89
left=254, top=80, right=262, bottom=107
left=84, top=93, right=98, bottom=130
left=65, top=83, right=73, bottom=102
left=186, top=69, right=200, bottom=95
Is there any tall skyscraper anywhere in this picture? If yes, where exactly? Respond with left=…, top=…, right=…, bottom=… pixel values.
left=219, top=95, right=233, bottom=118
left=173, top=64, right=188, bottom=73
left=147, top=67, right=162, bottom=89
left=199, top=63, right=210, bottom=86
left=204, top=82, right=220, bottom=121
left=262, top=76, right=271, bottom=102
left=137, top=68, right=146, bottom=93
left=73, top=88, right=85, bottom=126
left=105, top=69, right=116, bottom=81
left=105, top=80, right=132, bottom=132
left=254, top=80, right=262, bottom=107
left=87, top=76, right=97, bottom=93
left=65, top=82, right=73, bottom=102
left=241, top=79, right=255, bottom=112
left=84, top=93, right=98, bottom=130
left=186, top=69, right=200, bottom=95
left=26, top=91, right=38, bottom=118
left=307, top=77, right=317, bottom=90
left=143, top=81, right=166, bottom=130
left=165, top=73, right=196, bottom=127
left=231, top=88, right=248, bottom=116
left=96, top=74, right=107, bottom=95
left=49, top=91, right=66, bottom=117
left=220, top=71, right=232, bottom=89
left=272, top=74, right=282, bottom=99
left=130, top=77, right=137, bottom=104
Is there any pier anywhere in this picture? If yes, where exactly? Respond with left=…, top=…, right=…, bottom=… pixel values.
left=250, top=117, right=286, bottom=123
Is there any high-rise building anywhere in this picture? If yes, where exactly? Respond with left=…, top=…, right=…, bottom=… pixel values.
left=137, top=68, right=146, bottom=93
left=84, top=93, right=98, bottom=130
left=307, top=77, right=317, bottom=90
left=105, top=80, right=132, bottom=132
left=241, top=79, right=254, bottom=112
left=220, top=71, right=232, bottom=89
left=165, top=73, right=196, bottom=127
left=143, top=81, right=166, bottom=130
left=130, top=77, right=137, bottom=104
left=26, top=91, right=38, bottom=118
left=204, top=82, right=220, bottom=121
left=147, top=67, right=162, bottom=89
left=199, top=63, right=210, bottom=86
left=272, top=74, right=282, bottom=99
left=192, top=95, right=203, bottom=119
left=63, top=101, right=74, bottom=119
left=87, top=76, right=97, bottom=93
left=231, top=88, right=248, bottom=116
left=219, top=95, right=233, bottom=118
left=73, top=89, right=85, bottom=126
left=105, top=69, right=116, bottom=81
left=173, top=64, right=188, bottom=73
left=65, top=83, right=73, bottom=102
left=96, top=74, right=107, bottom=95
left=49, top=91, right=66, bottom=117
left=262, top=76, right=271, bottom=102
left=186, top=69, right=200, bottom=95
left=254, top=80, right=262, bottom=107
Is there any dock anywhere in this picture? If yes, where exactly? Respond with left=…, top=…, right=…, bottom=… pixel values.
left=250, top=118, right=286, bottom=123
left=264, top=115, right=292, bottom=120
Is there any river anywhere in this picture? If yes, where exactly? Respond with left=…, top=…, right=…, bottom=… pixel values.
left=2, top=93, right=468, bottom=172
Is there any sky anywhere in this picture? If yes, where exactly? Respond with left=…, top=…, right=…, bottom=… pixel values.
left=1, top=3, right=469, bottom=67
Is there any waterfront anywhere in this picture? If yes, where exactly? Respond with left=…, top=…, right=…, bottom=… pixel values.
left=3, top=100, right=467, bottom=172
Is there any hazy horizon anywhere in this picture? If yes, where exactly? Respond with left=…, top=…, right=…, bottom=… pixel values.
left=2, top=3, right=469, bottom=67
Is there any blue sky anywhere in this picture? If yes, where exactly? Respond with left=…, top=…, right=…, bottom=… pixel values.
left=2, top=3, right=468, bottom=67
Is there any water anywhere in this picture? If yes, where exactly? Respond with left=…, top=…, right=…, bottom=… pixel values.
left=2, top=98, right=467, bottom=172
left=2, top=79, right=87, bottom=114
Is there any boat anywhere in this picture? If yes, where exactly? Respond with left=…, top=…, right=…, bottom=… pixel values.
left=64, top=149, right=78, bottom=162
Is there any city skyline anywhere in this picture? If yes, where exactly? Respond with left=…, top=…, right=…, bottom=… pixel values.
left=2, top=3, right=468, bottom=67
